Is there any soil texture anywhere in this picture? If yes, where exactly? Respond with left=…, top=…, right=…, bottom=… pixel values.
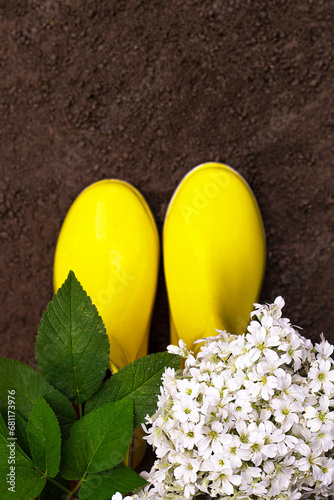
left=0, top=1, right=333, bottom=368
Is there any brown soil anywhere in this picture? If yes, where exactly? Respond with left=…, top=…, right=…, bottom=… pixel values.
left=0, top=2, right=333, bottom=367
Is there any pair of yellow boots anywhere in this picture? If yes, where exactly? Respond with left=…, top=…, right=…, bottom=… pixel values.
left=54, top=163, right=266, bottom=373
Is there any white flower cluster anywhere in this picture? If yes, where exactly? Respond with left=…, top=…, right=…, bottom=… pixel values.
left=113, top=297, right=334, bottom=500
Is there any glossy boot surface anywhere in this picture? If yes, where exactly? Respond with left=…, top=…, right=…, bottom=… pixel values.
left=54, top=179, right=160, bottom=372
left=163, top=162, right=266, bottom=352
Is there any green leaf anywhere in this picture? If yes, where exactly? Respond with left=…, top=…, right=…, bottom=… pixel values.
left=85, top=352, right=181, bottom=427
left=0, top=411, right=9, bottom=437
left=0, top=407, right=30, bottom=459
left=26, top=396, right=61, bottom=478
left=0, top=413, right=46, bottom=500
left=39, top=474, right=70, bottom=500
left=14, top=413, right=30, bottom=459
left=0, top=358, right=77, bottom=438
left=60, top=399, right=133, bottom=480
left=79, top=464, right=147, bottom=499
left=36, top=270, right=110, bottom=405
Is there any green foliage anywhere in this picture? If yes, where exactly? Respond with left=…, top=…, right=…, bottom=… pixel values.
left=13, top=413, right=31, bottom=460
left=78, top=464, right=147, bottom=499
left=60, top=399, right=134, bottom=480
left=85, top=352, right=181, bottom=427
left=0, top=414, right=46, bottom=500
left=26, top=396, right=61, bottom=478
left=39, top=474, right=70, bottom=500
left=0, top=358, right=77, bottom=438
left=36, top=270, right=110, bottom=406
left=0, top=271, right=179, bottom=499
left=0, top=407, right=30, bottom=459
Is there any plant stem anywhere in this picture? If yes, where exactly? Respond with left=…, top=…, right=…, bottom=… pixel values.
left=46, top=476, right=73, bottom=495
left=78, top=402, right=83, bottom=419
left=33, top=463, right=74, bottom=497
left=68, top=478, right=83, bottom=498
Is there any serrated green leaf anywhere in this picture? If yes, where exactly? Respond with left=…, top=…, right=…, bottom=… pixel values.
left=85, top=352, right=181, bottom=427
left=0, top=413, right=46, bottom=500
left=60, top=399, right=133, bottom=480
left=26, top=396, right=61, bottom=478
left=0, top=358, right=77, bottom=438
left=78, top=464, right=147, bottom=499
left=36, top=270, right=110, bottom=405
left=0, top=407, right=30, bottom=459
left=14, top=414, right=31, bottom=460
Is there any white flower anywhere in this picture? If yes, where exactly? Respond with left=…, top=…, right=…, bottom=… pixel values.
left=315, top=333, right=334, bottom=361
left=131, top=298, right=334, bottom=500
left=271, top=397, right=303, bottom=431
left=241, top=479, right=267, bottom=497
left=246, top=361, right=278, bottom=400
left=167, top=339, right=190, bottom=357
left=297, top=444, right=322, bottom=474
left=234, top=344, right=259, bottom=369
left=178, top=422, right=203, bottom=451
left=233, top=394, right=253, bottom=420
left=252, top=296, right=285, bottom=321
left=312, top=457, right=334, bottom=486
left=201, top=385, right=221, bottom=412
left=235, top=419, right=252, bottom=448
left=248, top=425, right=266, bottom=466
left=174, top=456, right=201, bottom=484
left=222, top=434, right=251, bottom=467
left=279, top=332, right=306, bottom=370
left=111, top=494, right=123, bottom=500
left=276, top=373, right=308, bottom=403
left=246, top=315, right=280, bottom=362
left=176, top=378, right=200, bottom=399
left=201, top=452, right=231, bottom=472
left=309, top=359, right=334, bottom=395
left=304, top=395, right=334, bottom=432
left=258, top=421, right=285, bottom=459
left=240, top=463, right=262, bottom=485
left=312, top=423, right=334, bottom=452
left=172, top=396, right=199, bottom=423
left=111, top=494, right=133, bottom=500
left=207, top=466, right=241, bottom=495
left=197, top=421, right=232, bottom=458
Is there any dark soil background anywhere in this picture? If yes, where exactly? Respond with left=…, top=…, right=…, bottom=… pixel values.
left=0, top=0, right=333, bottom=367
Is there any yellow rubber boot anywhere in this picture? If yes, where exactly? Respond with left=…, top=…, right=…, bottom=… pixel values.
left=54, top=179, right=159, bottom=371
left=163, top=163, right=266, bottom=352
left=54, top=179, right=159, bottom=467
